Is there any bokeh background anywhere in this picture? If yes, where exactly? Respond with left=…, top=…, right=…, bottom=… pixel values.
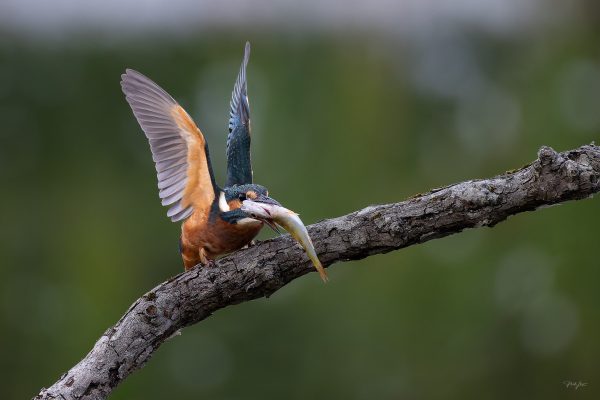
left=1, top=1, right=599, bottom=399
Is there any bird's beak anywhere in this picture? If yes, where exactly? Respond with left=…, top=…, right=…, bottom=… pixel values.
left=240, top=197, right=328, bottom=282
left=253, top=194, right=283, bottom=208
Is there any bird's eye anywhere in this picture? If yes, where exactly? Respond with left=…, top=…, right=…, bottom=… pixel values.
left=238, top=193, right=246, bottom=200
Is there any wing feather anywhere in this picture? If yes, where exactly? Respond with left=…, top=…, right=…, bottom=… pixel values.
left=150, top=137, right=183, bottom=150
left=151, top=148, right=188, bottom=163
left=121, top=69, right=216, bottom=222
left=226, top=42, right=253, bottom=186
left=157, top=164, right=187, bottom=181
left=157, top=172, right=187, bottom=190
left=169, top=206, right=194, bottom=221
left=159, top=178, right=188, bottom=199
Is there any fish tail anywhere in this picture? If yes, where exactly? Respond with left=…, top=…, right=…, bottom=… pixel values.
left=318, top=268, right=329, bottom=283
left=311, top=257, right=329, bottom=283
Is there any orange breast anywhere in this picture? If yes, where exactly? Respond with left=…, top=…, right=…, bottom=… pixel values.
left=180, top=207, right=263, bottom=270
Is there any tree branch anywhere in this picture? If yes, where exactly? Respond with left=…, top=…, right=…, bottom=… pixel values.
left=35, top=144, right=600, bottom=400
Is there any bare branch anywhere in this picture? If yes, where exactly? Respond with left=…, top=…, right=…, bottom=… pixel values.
left=35, top=144, right=600, bottom=400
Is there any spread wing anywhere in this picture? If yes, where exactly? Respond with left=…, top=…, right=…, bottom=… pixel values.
left=121, top=69, right=217, bottom=222
left=226, top=42, right=253, bottom=187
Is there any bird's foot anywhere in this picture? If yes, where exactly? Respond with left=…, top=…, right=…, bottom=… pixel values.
left=198, top=248, right=216, bottom=267
left=241, top=240, right=258, bottom=250
left=204, top=259, right=217, bottom=268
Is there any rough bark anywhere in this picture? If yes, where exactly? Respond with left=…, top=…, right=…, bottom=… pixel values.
left=35, top=144, right=600, bottom=400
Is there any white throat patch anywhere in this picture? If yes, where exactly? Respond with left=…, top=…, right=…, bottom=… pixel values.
left=219, top=191, right=230, bottom=212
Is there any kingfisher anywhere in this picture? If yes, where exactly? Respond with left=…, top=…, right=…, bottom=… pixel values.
left=121, top=42, right=328, bottom=281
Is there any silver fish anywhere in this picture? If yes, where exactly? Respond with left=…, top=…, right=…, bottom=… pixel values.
left=241, top=200, right=328, bottom=282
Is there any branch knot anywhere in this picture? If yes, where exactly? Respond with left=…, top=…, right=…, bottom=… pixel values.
left=537, top=145, right=558, bottom=166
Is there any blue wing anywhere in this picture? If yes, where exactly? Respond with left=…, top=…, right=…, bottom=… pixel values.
left=226, top=42, right=253, bottom=187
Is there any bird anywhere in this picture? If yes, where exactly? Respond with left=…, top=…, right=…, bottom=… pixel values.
left=120, top=42, right=291, bottom=271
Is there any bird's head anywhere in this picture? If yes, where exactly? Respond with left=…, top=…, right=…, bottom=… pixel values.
left=221, top=184, right=281, bottom=215
left=220, top=184, right=283, bottom=231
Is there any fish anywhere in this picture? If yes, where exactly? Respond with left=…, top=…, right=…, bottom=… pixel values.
left=240, top=200, right=328, bottom=282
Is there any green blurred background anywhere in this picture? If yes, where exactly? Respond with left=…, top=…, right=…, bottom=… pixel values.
left=1, top=1, right=599, bottom=399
